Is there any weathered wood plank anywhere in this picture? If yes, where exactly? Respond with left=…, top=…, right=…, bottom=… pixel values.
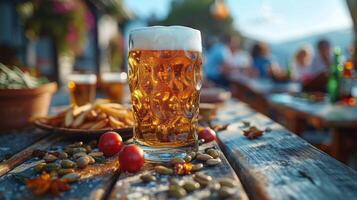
left=108, top=142, right=249, bottom=200
left=269, top=93, right=357, bottom=128
left=0, top=134, right=60, bottom=176
left=0, top=138, right=120, bottom=200
left=216, top=101, right=357, bottom=200
left=0, top=127, right=49, bottom=162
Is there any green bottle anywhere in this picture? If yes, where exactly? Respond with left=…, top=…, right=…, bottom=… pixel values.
left=327, top=48, right=343, bottom=103
left=287, top=59, right=292, bottom=80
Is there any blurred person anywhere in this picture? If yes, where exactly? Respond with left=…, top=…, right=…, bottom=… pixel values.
left=291, top=45, right=313, bottom=82
left=227, top=37, right=251, bottom=69
left=250, top=42, right=279, bottom=79
left=203, top=34, right=239, bottom=87
left=310, top=39, right=331, bottom=75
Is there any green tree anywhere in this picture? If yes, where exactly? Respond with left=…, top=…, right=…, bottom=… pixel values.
left=154, top=0, right=238, bottom=48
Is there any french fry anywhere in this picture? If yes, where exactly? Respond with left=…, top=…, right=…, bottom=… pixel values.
left=89, top=119, right=108, bottom=129
left=101, top=103, right=125, bottom=110
left=109, top=116, right=125, bottom=128
left=64, top=108, right=74, bottom=127
left=97, top=105, right=128, bottom=118
left=71, top=111, right=88, bottom=128
left=96, top=112, right=107, bottom=120
left=73, top=103, right=92, bottom=116
left=79, top=121, right=97, bottom=129
left=86, top=110, right=98, bottom=121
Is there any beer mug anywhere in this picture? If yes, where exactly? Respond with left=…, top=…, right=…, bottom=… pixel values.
left=101, top=72, right=127, bottom=103
left=67, top=74, right=97, bottom=106
left=128, top=26, right=202, bottom=162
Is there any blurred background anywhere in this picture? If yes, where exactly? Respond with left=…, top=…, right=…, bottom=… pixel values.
left=0, top=0, right=356, bottom=84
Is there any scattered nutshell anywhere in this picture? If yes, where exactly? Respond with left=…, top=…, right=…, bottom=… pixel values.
left=58, top=152, right=68, bottom=159
left=170, top=157, right=185, bottom=165
left=58, top=168, right=75, bottom=176
left=206, top=149, right=220, bottom=158
left=140, top=174, right=156, bottom=183
left=182, top=180, right=200, bottom=192
left=218, top=178, right=238, bottom=188
left=67, top=142, right=83, bottom=148
left=186, top=151, right=196, bottom=159
left=193, top=172, right=212, bottom=186
left=76, top=156, right=90, bottom=169
left=154, top=166, right=173, bottom=175
left=49, top=170, right=58, bottom=179
left=85, top=145, right=92, bottom=153
left=86, top=155, right=96, bottom=164
left=196, top=154, right=213, bottom=161
left=218, top=186, right=236, bottom=198
left=88, top=152, right=104, bottom=157
left=206, top=158, right=222, bottom=166
left=208, top=182, right=221, bottom=192
left=61, top=159, right=75, bottom=169
left=191, top=163, right=204, bottom=172
left=168, top=185, right=187, bottom=198
left=73, top=152, right=87, bottom=159
left=64, top=147, right=86, bottom=155
left=43, top=163, right=60, bottom=172
left=34, top=162, right=46, bottom=172
left=61, top=172, right=80, bottom=183
left=184, top=155, right=192, bottom=163
left=43, top=154, right=57, bottom=163
left=71, top=147, right=87, bottom=155
left=169, top=178, right=181, bottom=186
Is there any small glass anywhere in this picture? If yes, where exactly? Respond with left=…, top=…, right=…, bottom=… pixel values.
left=67, top=74, right=97, bottom=106
left=101, top=72, right=127, bottom=103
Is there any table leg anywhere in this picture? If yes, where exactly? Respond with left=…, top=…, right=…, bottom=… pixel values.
left=330, top=128, right=346, bottom=163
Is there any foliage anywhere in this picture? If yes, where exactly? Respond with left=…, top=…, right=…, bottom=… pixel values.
left=16, top=0, right=92, bottom=55
left=92, top=0, right=129, bottom=22
left=156, top=0, right=238, bottom=47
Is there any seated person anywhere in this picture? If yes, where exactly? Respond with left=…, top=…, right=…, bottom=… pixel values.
left=250, top=42, right=281, bottom=79
left=203, top=34, right=239, bottom=87
left=290, top=45, right=313, bottom=83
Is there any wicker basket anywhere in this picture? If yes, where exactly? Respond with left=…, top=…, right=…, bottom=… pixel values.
left=0, top=82, right=57, bottom=131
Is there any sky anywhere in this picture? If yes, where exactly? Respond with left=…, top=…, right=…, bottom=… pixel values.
left=123, top=0, right=353, bottom=43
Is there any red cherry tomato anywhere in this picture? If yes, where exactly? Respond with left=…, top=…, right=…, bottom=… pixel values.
left=98, top=131, right=123, bottom=157
left=198, top=128, right=216, bottom=143
left=119, top=144, right=144, bottom=173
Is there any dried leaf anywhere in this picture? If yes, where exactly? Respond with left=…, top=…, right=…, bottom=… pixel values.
left=25, top=172, right=71, bottom=196
left=243, top=126, right=263, bottom=139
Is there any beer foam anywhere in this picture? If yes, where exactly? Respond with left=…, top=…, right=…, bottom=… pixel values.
left=129, top=26, right=202, bottom=52
left=68, top=74, right=97, bottom=84
left=101, top=72, right=127, bottom=83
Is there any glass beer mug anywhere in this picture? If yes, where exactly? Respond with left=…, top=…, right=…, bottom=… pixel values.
left=128, top=26, right=202, bottom=162
left=67, top=74, right=97, bottom=106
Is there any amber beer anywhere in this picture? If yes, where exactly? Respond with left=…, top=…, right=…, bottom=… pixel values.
left=101, top=72, right=127, bottom=103
left=128, top=26, right=202, bottom=160
left=67, top=74, right=97, bottom=106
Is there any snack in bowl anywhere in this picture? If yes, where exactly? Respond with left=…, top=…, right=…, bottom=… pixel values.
left=0, top=63, right=57, bottom=130
left=35, top=101, right=134, bottom=130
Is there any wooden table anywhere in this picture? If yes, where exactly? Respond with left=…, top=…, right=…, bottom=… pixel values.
left=268, top=93, right=357, bottom=162
left=229, top=74, right=301, bottom=114
left=1, top=100, right=357, bottom=199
